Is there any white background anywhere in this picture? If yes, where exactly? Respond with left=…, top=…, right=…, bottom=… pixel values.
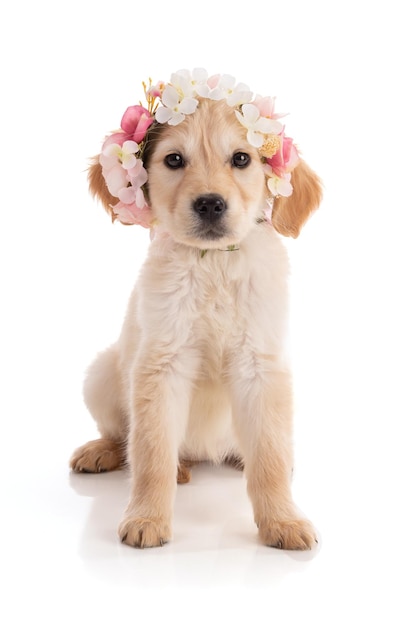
left=1, top=1, right=403, bottom=624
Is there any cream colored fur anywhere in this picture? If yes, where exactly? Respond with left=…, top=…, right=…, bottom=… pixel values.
left=70, top=99, right=322, bottom=550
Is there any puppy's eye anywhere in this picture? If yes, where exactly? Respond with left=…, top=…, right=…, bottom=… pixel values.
left=164, top=153, right=185, bottom=169
left=232, top=152, right=251, bottom=168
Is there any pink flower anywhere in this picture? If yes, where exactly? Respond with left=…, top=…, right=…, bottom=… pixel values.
left=102, top=132, right=126, bottom=148
left=103, top=164, right=128, bottom=197
left=111, top=200, right=153, bottom=228
left=207, top=73, right=220, bottom=89
left=266, top=133, right=299, bottom=177
left=117, top=160, right=148, bottom=206
left=253, top=95, right=284, bottom=120
left=120, top=105, right=154, bottom=143
left=147, top=82, right=165, bottom=99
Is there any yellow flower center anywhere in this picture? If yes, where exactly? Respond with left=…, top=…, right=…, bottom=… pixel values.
left=259, top=134, right=281, bottom=158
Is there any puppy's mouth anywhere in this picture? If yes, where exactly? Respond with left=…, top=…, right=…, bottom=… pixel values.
left=191, top=223, right=230, bottom=241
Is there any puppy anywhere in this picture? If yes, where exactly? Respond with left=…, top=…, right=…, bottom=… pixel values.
left=70, top=74, right=322, bottom=550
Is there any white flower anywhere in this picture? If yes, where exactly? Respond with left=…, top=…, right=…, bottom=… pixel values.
left=155, top=84, right=199, bottom=126
left=264, top=167, right=294, bottom=197
left=99, top=140, right=142, bottom=197
left=172, top=67, right=210, bottom=97
left=100, top=140, right=140, bottom=170
left=169, top=69, right=195, bottom=98
left=235, top=103, right=283, bottom=148
left=208, top=74, right=253, bottom=106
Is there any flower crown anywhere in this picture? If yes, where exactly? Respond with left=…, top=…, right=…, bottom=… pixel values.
left=99, top=68, right=300, bottom=228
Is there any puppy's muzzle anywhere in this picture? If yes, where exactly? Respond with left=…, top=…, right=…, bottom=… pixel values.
left=193, top=194, right=227, bottom=222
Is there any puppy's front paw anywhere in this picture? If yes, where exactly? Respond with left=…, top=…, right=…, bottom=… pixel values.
left=118, top=516, right=171, bottom=548
left=258, top=519, right=317, bottom=550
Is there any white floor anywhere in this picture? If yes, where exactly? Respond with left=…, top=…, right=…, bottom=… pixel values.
left=2, top=1, right=404, bottom=624
left=2, top=401, right=403, bottom=625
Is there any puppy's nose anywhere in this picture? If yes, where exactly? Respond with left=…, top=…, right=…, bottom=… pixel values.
left=193, top=194, right=227, bottom=221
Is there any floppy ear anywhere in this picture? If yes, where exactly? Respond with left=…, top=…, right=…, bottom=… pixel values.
left=271, top=160, right=322, bottom=238
left=88, top=157, right=117, bottom=220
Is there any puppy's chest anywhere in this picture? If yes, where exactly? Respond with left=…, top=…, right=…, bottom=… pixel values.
left=191, top=268, right=248, bottom=357
left=195, top=278, right=240, bottom=333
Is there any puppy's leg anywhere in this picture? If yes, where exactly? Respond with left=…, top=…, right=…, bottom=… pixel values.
left=231, top=364, right=316, bottom=550
left=70, top=346, right=128, bottom=472
left=118, top=348, right=194, bottom=548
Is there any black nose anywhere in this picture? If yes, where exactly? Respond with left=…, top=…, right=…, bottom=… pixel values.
left=193, top=194, right=227, bottom=221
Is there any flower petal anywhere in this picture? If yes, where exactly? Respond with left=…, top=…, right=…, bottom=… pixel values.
left=155, top=106, right=173, bottom=123
left=121, top=106, right=142, bottom=133
left=276, top=177, right=293, bottom=197
left=99, top=152, right=118, bottom=170
left=167, top=112, right=185, bottom=126
left=195, top=83, right=210, bottom=97
left=102, top=132, right=127, bottom=149
left=266, top=177, right=278, bottom=196
left=135, top=187, right=146, bottom=208
left=240, top=103, right=260, bottom=124
left=102, top=143, right=122, bottom=158
left=118, top=186, right=136, bottom=203
left=192, top=67, right=208, bottom=83
left=121, top=153, right=138, bottom=170
left=218, top=74, right=236, bottom=90
left=104, top=165, right=128, bottom=196
left=127, top=163, right=148, bottom=187
left=267, top=173, right=293, bottom=197
left=255, top=117, right=283, bottom=135
left=247, top=129, right=264, bottom=148
left=122, top=140, right=140, bottom=153
left=112, top=201, right=154, bottom=228
left=162, top=84, right=180, bottom=108
left=208, top=87, right=226, bottom=100
left=178, top=97, right=199, bottom=114
left=253, top=95, right=276, bottom=118
left=234, top=110, right=249, bottom=129
left=207, top=74, right=220, bottom=89
left=227, top=90, right=253, bottom=106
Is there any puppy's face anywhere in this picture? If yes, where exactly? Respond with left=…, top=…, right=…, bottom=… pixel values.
left=145, top=99, right=267, bottom=249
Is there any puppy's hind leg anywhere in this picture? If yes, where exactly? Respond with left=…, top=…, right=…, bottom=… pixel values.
left=70, top=346, right=128, bottom=473
left=70, top=438, right=125, bottom=473
left=177, top=460, right=194, bottom=484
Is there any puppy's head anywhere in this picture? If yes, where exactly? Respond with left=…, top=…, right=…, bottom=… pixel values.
left=88, top=73, right=322, bottom=246
left=142, top=98, right=269, bottom=249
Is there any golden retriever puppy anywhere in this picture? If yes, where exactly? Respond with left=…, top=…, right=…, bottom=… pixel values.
left=70, top=70, right=322, bottom=550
